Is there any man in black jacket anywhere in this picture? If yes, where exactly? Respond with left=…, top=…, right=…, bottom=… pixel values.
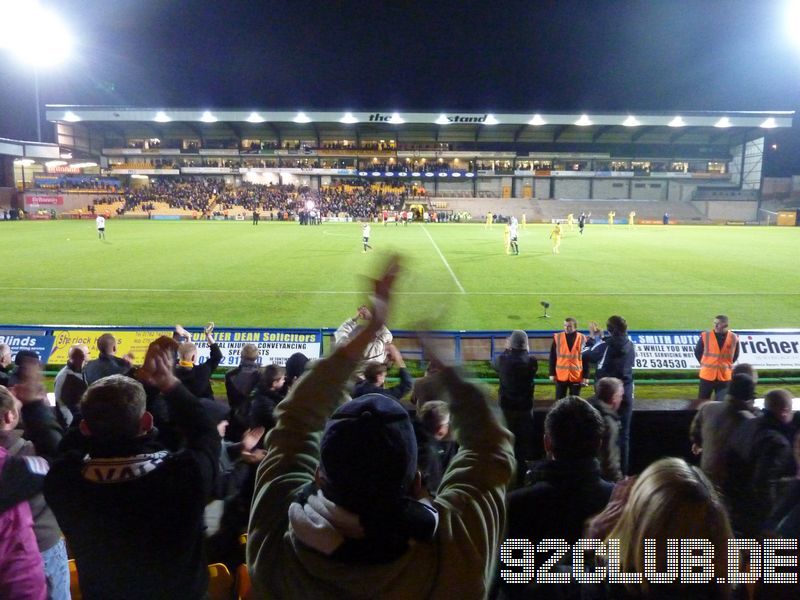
left=175, top=327, right=223, bottom=399
left=493, top=330, right=538, bottom=485
left=26, top=337, right=221, bottom=600
left=352, top=343, right=413, bottom=400
left=502, top=396, right=613, bottom=600
left=582, top=315, right=635, bottom=475
left=83, top=333, right=130, bottom=385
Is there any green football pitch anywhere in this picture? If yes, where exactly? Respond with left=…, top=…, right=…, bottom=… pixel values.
left=2, top=219, right=798, bottom=331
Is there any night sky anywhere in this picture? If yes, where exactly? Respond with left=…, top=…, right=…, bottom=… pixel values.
left=1, top=0, right=798, bottom=174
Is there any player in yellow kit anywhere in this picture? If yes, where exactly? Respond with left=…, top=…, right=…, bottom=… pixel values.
left=503, top=223, right=511, bottom=254
left=550, top=222, right=562, bottom=254
left=608, top=210, right=616, bottom=226
left=566, top=213, right=575, bottom=231
left=521, top=213, right=526, bottom=229
left=485, top=211, right=493, bottom=229
left=628, top=210, right=636, bottom=227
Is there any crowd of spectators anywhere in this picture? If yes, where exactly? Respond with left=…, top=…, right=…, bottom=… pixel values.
left=1, top=268, right=800, bottom=599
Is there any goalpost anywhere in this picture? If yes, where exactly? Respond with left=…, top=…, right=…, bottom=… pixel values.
left=758, top=208, right=778, bottom=226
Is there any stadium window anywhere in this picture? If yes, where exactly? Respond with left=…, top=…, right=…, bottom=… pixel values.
left=612, top=183, right=625, bottom=188
left=634, top=183, right=646, bottom=188
left=649, top=184, right=662, bottom=188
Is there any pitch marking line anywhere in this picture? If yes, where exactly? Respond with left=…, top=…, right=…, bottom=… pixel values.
left=421, top=226, right=466, bottom=294
left=0, top=287, right=795, bottom=297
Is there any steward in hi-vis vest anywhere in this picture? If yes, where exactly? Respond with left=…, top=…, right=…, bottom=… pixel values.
left=695, top=315, right=740, bottom=401
left=549, top=318, right=589, bottom=399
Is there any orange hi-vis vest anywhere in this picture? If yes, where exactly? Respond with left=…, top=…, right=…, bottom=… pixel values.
left=699, top=330, right=738, bottom=382
left=554, top=331, right=586, bottom=383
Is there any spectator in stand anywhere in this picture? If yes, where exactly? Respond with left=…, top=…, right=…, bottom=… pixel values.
left=690, top=373, right=757, bottom=496
left=224, top=344, right=261, bottom=438
left=0, top=344, right=12, bottom=387
left=34, top=337, right=221, bottom=600
left=587, top=377, right=624, bottom=482
left=766, top=432, right=800, bottom=538
left=493, top=330, right=538, bottom=485
left=282, top=352, right=309, bottom=395
left=334, top=304, right=393, bottom=377
left=83, top=333, right=130, bottom=385
left=583, top=316, right=635, bottom=475
left=53, top=344, right=89, bottom=427
left=728, top=388, right=796, bottom=536
left=247, top=364, right=285, bottom=431
left=247, top=257, right=514, bottom=598
left=410, top=359, right=446, bottom=407
left=415, top=400, right=457, bottom=493
left=501, top=396, right=613, bottom=600
left=598, top=458, right=733, bottom=599
left=549, top=317, right=589, bottom=399
left=0, top=446, right=49, bottom=600
left=352, top=343, right=413, bottom=400
left=174, top=324, right=223, bottom=399
left=0, top=385, right=69, bottom=600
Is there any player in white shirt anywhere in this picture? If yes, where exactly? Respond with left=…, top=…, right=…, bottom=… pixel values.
left=361, top=223, right=372, bottom=253
left=96, top=215, right=106, bottom=240
left=509, top=217, right=519, bottom=255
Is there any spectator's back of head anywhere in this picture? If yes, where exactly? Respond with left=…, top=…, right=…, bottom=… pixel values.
left=0, top=343, right=11, bottom=366
left=80, top=375, right=148, bottom=442
left=417, top=400, right=450, bottom=441
left=97, top=333, right=117, bottom=355
left=764, top=389, right=794, bottom=424
left=320, top=393, right=417, bottom=516
left=606, top=315, right=627, bottom=335
left=732, top=363, right=757, bottom=383
left=726, top=373, right=755, bottom=410
left=595, top=377, right=623, bottom=408
left=240, top=344, right=259, bottom=363
left=544, top=396, right=604, bottom=461
left=284, top=352, right=309, bottom=388
left=178, top=342, right=197, bottom=363
left=507, top=330, right=529, bottom=351
left=608, top=458, right=732, bottom=594
left=259, top=364, right=285, bottom=392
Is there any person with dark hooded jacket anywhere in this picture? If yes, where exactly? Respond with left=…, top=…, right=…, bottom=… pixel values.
left=224, top=344, right=261, bottom=439
left=582, top=316, right=635, bottom=475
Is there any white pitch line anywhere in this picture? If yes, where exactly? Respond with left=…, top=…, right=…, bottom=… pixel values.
left=421, top=226, right=466, bottom=294
left=0, top=286, right=796, bottom=297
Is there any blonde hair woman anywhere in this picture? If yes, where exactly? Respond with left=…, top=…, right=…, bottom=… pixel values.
left=604, top=457, right=733, bottom=599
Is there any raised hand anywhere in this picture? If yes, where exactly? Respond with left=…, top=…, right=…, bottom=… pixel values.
left=138, top=336, right=181, bottom=392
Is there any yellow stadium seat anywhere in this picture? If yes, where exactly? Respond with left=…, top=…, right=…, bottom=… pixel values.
left=207, top=563, right=233, bottom=600
left=236, top=563, right=253, bottom=600
left=68, top=559, right=82, bottom=600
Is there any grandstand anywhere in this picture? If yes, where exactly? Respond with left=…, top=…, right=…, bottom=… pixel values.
left=0, top=108, right=795, bottom=223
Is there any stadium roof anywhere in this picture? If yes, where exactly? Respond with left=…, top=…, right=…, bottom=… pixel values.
left=46, top=106, right=794, bottom=146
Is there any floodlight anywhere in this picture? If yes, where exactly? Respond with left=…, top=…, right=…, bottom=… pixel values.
left=528, top=114, right=546, bottom=126
left=14, top=159, right=35, bottom=166
left=388, top=113, right=405, bottom=124
left=668, top=116, right=686, bottom=127
left=622, top=116, right=640, bottom=127
left=339, top=112, right=358, bottom=124
left=71, top=162, right=97, bottom=168
left=246, top=112, right=265, bottom=123
left=788, top=0, right=800, bottom=46
left=200, top=111, right=217, bottom=123
left=0, top=1, right=73, bottom=67
left=714, top=117, right=731, bottom=128
left=760, top=117, right=777, bottom=128
left=435, top=114, right=449, bottom=125
left=575, top=114, right=593, bottom=126
left=293, top=112, right=311, bottom=123
left=45, top=160, right=67, bottom=168
left=63, top=111, right=81, bottom=122
left=154, top=111, right=171, bottom=123
left=484, top=114, right=499, bottom=125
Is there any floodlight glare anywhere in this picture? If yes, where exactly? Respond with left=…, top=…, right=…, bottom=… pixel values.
left=714, top=117, right=731, bottom=128
left=787, top=0, right=800, bottom=46
left=0, top=1, right=73, bottom=67
left=760, top=117, right=777, bottom=128
left=45, top=160, right=67, bottom=168
left=293, top=112, right=311, bottom=123
left=622, top=116, right=640, bottom=127
left=200, top=111, right=217, bottom=123
left=668, top=116, right=686, bottom=127
left=528, top=114, right=547, bottom=126
left=484, top=114, right=499, bottom=125
left=575, top=114, right=593, bottom=126
left=435, top=114, right=449, bottom=125
left=154, top=111, right=171, bottom=123
left=388, top=113, right=405, bottom=124
left=246, top=112, right=265, bottom=123
left=339, top=112, right=358, bottom=124
left=63, top=111, right=81, bottom=122
left=14, top=159, right=35, bottom=166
